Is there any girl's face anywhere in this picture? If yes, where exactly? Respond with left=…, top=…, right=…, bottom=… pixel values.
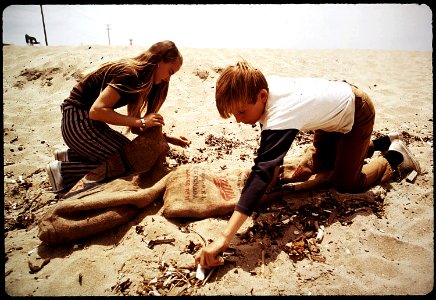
left=153, top=59, right=182, bottom=84
left=232, top=89, right=268, bottom=125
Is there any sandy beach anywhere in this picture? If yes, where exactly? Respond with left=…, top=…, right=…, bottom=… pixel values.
left=3, top=45, right=433, bottom=296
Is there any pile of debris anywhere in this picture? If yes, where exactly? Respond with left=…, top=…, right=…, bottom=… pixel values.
left=238, top=187, right=386, bottom=263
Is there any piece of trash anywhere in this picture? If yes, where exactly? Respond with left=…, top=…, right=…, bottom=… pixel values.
left=316, top=225, right=325, bottom=243
left=148, top=290, right=161, bottom=296
left=281, top=218, right=291, bottom=225
left=28, top=257, right=50, bottom=274
left=196, top=265, right=206, bottom=280
left=406, top=170, right=418, bottom=183
left=27, top=248, right=37, bottom=255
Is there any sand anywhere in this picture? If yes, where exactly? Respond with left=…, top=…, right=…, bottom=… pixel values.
left=3, top=44, right=433, bottom=296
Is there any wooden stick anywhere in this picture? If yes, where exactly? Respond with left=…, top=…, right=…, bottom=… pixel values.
left=261, top=250, right=265, bottom=278
left=202, top=267, right=216, bottom=286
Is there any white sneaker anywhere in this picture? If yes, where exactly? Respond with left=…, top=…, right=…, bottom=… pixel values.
left=46, top=160, right=64, bottom=192
left=381, top=132, right=404, bottom=155
left=54, top=148, right=69, bottom=162
left=388, top=140, right=421, bottom=175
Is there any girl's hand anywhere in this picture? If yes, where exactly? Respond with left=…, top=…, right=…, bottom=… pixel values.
left=165, top=135, right=191, bottom=148
left=142, top=113, right=165, bottom=129
left=132, top=114, right=164, bottom=135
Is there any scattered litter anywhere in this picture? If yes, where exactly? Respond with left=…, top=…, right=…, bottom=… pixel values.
left=145, top=238, right=175, bottom=249
left=112, top=260, right=209, bottom=296
left=195, top=265, right=206, bottom=280
left=28, top=257, right=50, bottom=274
left=406, top=170, right=418, bottom=183
left=315, top=221, right=325, bottom=243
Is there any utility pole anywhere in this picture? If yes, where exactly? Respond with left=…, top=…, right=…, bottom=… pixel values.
left=40, top=5, right=48, bottom=46
left=106, top=24, right=111, bottom=45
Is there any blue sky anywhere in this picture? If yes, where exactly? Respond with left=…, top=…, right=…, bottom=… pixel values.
left=2, top=4, right=432, bottom=51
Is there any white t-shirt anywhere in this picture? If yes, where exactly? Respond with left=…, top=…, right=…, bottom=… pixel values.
left=259, top=76, right=355, bottom=133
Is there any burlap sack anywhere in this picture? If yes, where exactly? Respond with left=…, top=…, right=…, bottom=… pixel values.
left=162, top=164, right=290, bottom=218
left=38, top=125, right=331, bottom=245
left=162, top=160, right=332, bottom=219
left=280, top=145, right=316, bottom=183
left=278, top=145, right=333, bottom=191
left=162, top=165, right=251, bottom=218
left=38, top=127, right=171, bottom=245
left=65, top=126, right=169, bottom=198
left=38, top=164, right=172, bottom=245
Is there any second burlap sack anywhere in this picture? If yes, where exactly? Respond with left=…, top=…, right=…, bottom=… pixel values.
left=64, top=126, right=169, bottom=197
left=38, top=127, right=171, bottom=245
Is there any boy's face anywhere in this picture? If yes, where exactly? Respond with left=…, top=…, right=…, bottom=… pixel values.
left=232, top=89, right=268, bottom=125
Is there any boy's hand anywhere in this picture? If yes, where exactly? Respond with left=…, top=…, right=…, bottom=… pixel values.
left=195, top=236, right=227, bottom=268
left=282, top=170, right=333, bottom=191
left=266, top=165, right=282, bottom=193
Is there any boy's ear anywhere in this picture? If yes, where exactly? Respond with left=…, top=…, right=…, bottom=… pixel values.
left=259, top=89, right=269, bottom=103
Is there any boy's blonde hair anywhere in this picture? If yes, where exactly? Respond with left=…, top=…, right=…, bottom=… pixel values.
left=215, top=60, right=268, bottom=119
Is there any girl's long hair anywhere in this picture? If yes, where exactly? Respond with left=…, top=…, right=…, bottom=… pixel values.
left=82, top=40, right=182, bottom=133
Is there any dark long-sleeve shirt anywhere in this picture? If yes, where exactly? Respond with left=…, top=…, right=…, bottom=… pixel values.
left=235, top=128, right=299, bottom=215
